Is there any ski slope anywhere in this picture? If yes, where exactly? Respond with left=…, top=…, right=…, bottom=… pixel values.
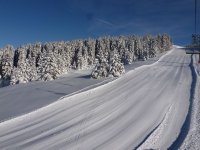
left=0, top=47, right=197, bottom=149
left=0, top=52, right=164, bottom=123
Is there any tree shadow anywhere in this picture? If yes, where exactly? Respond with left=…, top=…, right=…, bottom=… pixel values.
left=35, top=88, right=67, bottom=96
left=76, top=75, right=91, bottom=79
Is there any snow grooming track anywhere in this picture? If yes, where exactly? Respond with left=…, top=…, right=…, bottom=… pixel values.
left=178, top=55, right=200, bottom=149
left=135, top=105, right=172, bottom=150
left=137, top=53, right=198, bottom=150
left=168, top=54, right=198, bottom=150
left=0, top=47, right=193, bottom=150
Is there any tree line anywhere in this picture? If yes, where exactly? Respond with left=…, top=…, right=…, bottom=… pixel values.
left=0, top=34, right=172, bottom=87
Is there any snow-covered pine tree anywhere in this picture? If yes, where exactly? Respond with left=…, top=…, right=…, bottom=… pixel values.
left=84, top=39, right=96, bottom=66
left=161, top=34, right=172, bottom=51
left=0, top=45, right=14, bottom=86
left=91, top=37, right=110, bottom=79
left=156, top=34, right=163, bottom=53
left=63, top=43, right=72, bottom=69
left=91, top=53, right=109, bottom=79
left=10, top=46, right=28, bottom=85
left=72, top=40, right=84, bottom=70
left=27, top=43, right=42, bottom=81
left=149, top=38, right=158, bottom=58
left=95, top=37, right=110, bottom=63
left=52, top=42, right=68, bottom=74
left=134, top=37, right=145, bottom=60
left=81, top=41, right=89, bottom=69
left=37, top=43, right=59, bottom=81
left=124, top=37, right=135, bottom=64
left=115, top=36, right=126, bottom=62
left=142, top=35, right=152, bottom=59
left=66, top=41, right=76, bottom=69
left=109, top=49, right=125, bottom=77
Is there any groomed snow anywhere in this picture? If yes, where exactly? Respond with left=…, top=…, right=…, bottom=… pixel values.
left=0, top=51, right=165, bottom=123
left=178, top=54, right=200, bottom=150
left=0, top=46, right=197, bottom=149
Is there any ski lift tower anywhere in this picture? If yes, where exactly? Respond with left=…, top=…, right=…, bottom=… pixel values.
left=185, top=0, right=200, bottom=63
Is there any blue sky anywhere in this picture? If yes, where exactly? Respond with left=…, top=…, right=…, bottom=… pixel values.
left=0, top=0, right=199, bottom=47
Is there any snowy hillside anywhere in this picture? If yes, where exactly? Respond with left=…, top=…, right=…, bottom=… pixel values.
left=0, top=34, right=172, bottom=87
left=0, top=50, right=166, bottom=123
left=0, top=46, right=199, bottom=149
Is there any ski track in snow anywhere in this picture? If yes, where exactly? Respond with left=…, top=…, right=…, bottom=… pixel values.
left=0, top=46, right=195, bottom=150
left=140, top=53, right=200, bottom=150
left=178, top=55, right=200, bottom=150
left=137, top=104, right=173, bottom=150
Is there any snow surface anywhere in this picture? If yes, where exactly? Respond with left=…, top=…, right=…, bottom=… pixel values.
left=0, top=69, right=109, bottom=123
left=178, top=54, right=200, bottom=150
left=0, top=46, right=198, bottom=149
left=0, top=52, right=164, bottom=123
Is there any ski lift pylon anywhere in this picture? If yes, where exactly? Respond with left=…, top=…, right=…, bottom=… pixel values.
left=184, top=0, right=200, bottom=63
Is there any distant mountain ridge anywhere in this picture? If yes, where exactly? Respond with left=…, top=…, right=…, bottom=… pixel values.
left=0, top=34, right=172, bottom=87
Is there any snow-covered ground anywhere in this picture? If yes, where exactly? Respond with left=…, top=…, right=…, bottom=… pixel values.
left=0, top=46, right=199, bottom=149
left=0, top=52, right=164, bottom=123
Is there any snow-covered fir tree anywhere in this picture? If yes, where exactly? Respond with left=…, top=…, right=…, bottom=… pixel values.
left=134, top=37, right=146, bottom=60
left=91, top=56, right=109, bottom=79
left=0, top=45, right=14, bottom=86
left=84, top=39, right=96, bottom=66
left=124, top=37, right=135, bottom=64
left=11, top=46, right=28, bottom=84
left=108, top=50, right=125, bottom=77
left=37, top=43, right=59, bottom=81
left=161, top=33, right=172, bottom=51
